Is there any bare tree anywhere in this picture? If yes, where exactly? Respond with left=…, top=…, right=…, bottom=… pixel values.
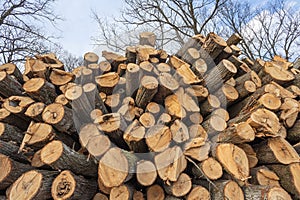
left=0, top=0, right=60, bottom=63
left=56, top=50, right=83, bottom=72
left=220, top=0, right=300, bottom=61
left=92, top=0, right=227, bottom=53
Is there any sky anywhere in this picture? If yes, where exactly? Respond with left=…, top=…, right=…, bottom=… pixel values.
left=51, top=0, right=123, bottom=57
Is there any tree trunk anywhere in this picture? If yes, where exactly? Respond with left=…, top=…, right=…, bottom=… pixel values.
left=243, top=185, right=292, bottom=200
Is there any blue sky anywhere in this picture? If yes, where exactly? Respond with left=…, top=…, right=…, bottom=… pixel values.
left=51, top=0, right=123, bottom=57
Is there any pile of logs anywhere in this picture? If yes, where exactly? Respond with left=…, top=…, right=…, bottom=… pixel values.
left=0, top=31, right=300, bottom=200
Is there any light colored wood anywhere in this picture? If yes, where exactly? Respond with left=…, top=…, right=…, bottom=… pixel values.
left=163, top=173, right=192, bottom=197
left=102, top=51, right=127, bottom=71
left=146, top=125, right=171, bottom=152
left=136, top=160, right=157, bottom=186
left=211, top=180, right=244, bottom=200
left=125, top=63, right=140, bottom=96
left=98, top=147, right=137, bottom=187
left=184, top=139, right=210, bottom=162
left=237, top=143, right=258, bottom=168
left=186, top=185, right=210, bottom=200
left=110, top=184, right=134, bottom=200
left=243, top=185, right=291, bottom=200
left=155, top=146, right=187, bottom=183
left=226, top=33, right=242, bottom=45
left=212, top=143, right=250, bottom=184
left=135, top=76, right=158, bottom=109
left=250, top=166, right=280, bottom=187
left=0, top=63, right=23, bottom=83
left=170, top=119, right=189, bottom=143
left=147, top=184, right=165, bottom=200
left=84, top=52, right=99, bottom=66
left=7, top=170, right=58, bottom=200
left=95, top=72, right=120, bottom=95
left=192, top=157, right=223, bottom=180
left=139, top=32, right=156, bottom=46
left=50, top=69, right=74, bottom=86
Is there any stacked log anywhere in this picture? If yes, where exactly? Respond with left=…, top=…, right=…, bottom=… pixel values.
left=0, top=32, right=299, bottom=200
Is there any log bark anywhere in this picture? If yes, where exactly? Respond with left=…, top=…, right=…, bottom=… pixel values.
left=135, top=76, right=158, bottom=109
left=0, top=122, right=24, bottom=144
left=184, top=139, right=210, bottom=162
left=226, top=33, right=242, bottom=46
left=51, top=170, right=98, bottom=200
left=7, top=170, right=58, bottom=200
left=0, top=140, right=30, bottom=163
left=249, top=166, right=280, bottom=187
left=0, top=71, right=24, bottom=97
left=125, top=63, right=140, bottom=97
left=237, top=143, right=258, bottom=168
left=254, top=137, right=300, bottom=165
left=186, top=185, right=210, bottom=200
left=287, top=119, right=300, bottom=144
left=95, top=72, right=120, bottom=95
left=123, top=119, right=147, bottom=153
left=40, top=140, right=98, bottom=177
left=110, top=184, right=134, bottom=200
left=211, top=180, right=244, bottom=200
left=0, top=154, right=33, bottom=190
left=125, top=46, right=137, bottom=63
left=102, top=51, right=127, bottom=71
left=212, top=122, right=255, bottom=144
left=0, top=63, right=23, bottom=83
left=268, top=163, right=300, bottom=199
left=0, top=108, right=29, bottom=130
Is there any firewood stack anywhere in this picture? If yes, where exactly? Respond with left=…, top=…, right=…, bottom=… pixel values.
left=0, top=32, right=299, bottom=200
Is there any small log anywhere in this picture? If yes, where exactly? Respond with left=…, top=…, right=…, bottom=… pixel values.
left=212, top=143, right=250, bottom=184
left=50, top=69, right=74, bottom=86
left=181, top=48, right=200, bottom=64
left=230, top=44, right=242, bottom=56
left=136, top=160, right=157, bottom=186
left=213, top=108, right=230, bottom=121
left=65, top=84, right=93, bottom=126
left=192, top=157, right=223, bottom=180
left=211, top=180, right=244, bottom=200
left=188, top=112, right=203, bottom=125
left=0, top=154, right=33, bottom=190
left=99, top=61, right=112, bottom=74
left=139, top=61, right=154, bottom=75
left=83, top=52, right=99, bottom=66
left=0, top=122, right=24, bottom=144
left=42, top=103, right=76, bottom=134
left=0, top=140, right=30, bottom=163
left=201, top=33, right=227, bottom=67
left=199, top=94, right=220, bottom=117
left=135, top=76, right=158, bottom=109
left=145, top=102, right=161, bottom=117
left=51, top=170, right=98, bottom=200
left=153, top=72, right=179, bottom=104
left=175, top=63, right=201, bottom=85
left=170, top=119, right=189, bottom=143
left=95, top=113, right=128, bottom=149
left=97, top=176, right=112, bottom=195
left=212, top=122, right=255, bottom=144
left=204, top=59, right=237, bottom=93
left=146, top=184, right=165, bottom=200
left=98, top=147, right=137, bottom=187
left=117, top=63, right=127, bottom=76
left=243, top=185, right=291, bottom=200
left=36, top=53, right=64, bottom=70
left=23, top=78, right=57, bottom=104
left=186, top=85, right=209, bottom=103
left=93, top=193, right=108, bottom=200
left=123, top=119, right=147, bottom=153
left=186, top=185, right=210, bottom=200
left=258, top=93, right=281, bottom=111
left=139, top=112, right=155, bottom=128
left=125, top=63, right=140, bottom=96
left=226, top=33, right=242, bottom=45
left=6, top=170, right=58, bottom=200
left=214, top=83, right=239, bottom=107
left=40, top=140, right=97, bottom=177
left=125, top=46, right=137, bottom=63
left=175, top=88, right=200, bottom=113
left=155, top=146, right=187, bottom=182
left=3, top=96, right=34, bottom=122
left=163, top=173, right=192, bottom=197
left=254, top=137, right=300, bottom=165
left=0, top=71, right=24, bottom=97
left=202, top=114, right=227, bottom=135
left=102, top=51, right=127, bottom=71
left=156, top=112, right=172, bottom=125
left=110, top=184, right=134, bottom=200
left=88, top=63, right=101, bottom=77
left=146, top=125, right=172, bottom=152
left=0, top=63, right=23, bottom=83
left=79, top=123, right=110, bottom=159
left=250, top=166, right=280, bottom=187
left=95, top=72, right=120, bottom=95
left=214, top=46, right=233, bottom=64
left=139, top=32, right=156, bottom=46
left=25, top=102, right=46, bottom=121
left=191, top=58, right=207, bottom=77
left=105, top=94, right=121, bottom=111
